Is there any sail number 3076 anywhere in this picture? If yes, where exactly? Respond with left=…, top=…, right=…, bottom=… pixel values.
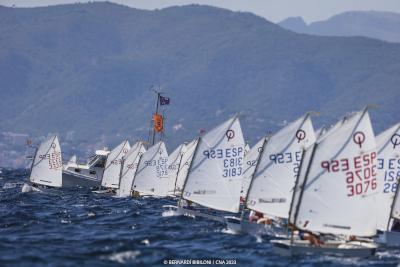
left=321, top=152, right=377, bottom=197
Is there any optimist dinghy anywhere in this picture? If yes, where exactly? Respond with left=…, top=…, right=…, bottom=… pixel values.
left=26, top=135, right=63, bottom=191
left=28, top=135, right=112, bottom=190
left=226, top=113, right=316, bottom=236
left=272, top=108, right=378, bottom=257
left=167, top=139, right=199, bottom=197
left=116, top=141, right=146, bottom=197
left=374, top=123, right=400, bottom=246
left=97, top=140, right=131, bottom=192
left=166, top=143, right=187, bottom=196
left=131, top=141, right=170, bottom=197
left=163, top=115, right=245, bottom=222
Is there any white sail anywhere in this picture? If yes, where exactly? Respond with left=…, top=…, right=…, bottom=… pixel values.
left=167, top=144, right=186, bottom=195
left=117, top=142, right=146, bottom=197
left=392, top=187, right=400, bottom=220
left=241, top=136, right=266, bottom=199
left=174, top=139, right=198, bottom=195
left=132, top=141, right=169, bottom=196
left=293, top=110, right=378, bottom=237
left=101, top=140, right=131, bottom=188
left=29, top=135, right=63, bottom=187
left=289, top=114, right=355, bottom=223
left=246, top=113, right=316, bottom=218
left=183, top=116, right=245, bottom=212
left=64, top=154, right=78, bottom=170
left=244, top=144, right=251, bottom=156
left=376, top=123, right=400, bottom=225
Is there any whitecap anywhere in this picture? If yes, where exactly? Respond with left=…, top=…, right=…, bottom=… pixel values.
left=220, top=228, right=239, bottom=235
left=141, top=239, right=150, bottom=245
left=102, top=250, right=140, bottom=264
left=3, top=182, right=17, bottom=189
left=21, top=183, right=42, bottom=193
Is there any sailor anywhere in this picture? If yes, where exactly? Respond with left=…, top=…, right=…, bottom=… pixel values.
left=256, top=216, right=273, bottom=225
left=185, top=200, right=193, bottom=210
left=248, top=210, right=263, bottom=222
left=299, top=231, right=324, bottom=247
left=288, top=224, right=324, bottom=247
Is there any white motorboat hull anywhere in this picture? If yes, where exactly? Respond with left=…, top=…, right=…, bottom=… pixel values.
left=162, top=205, right=225, bottom=222
left=376, top=231, right=400, bottom=246
left=271, top=239, right=377, bottom=257
left=224, top=216, right=287, bottom=236
left=62, top=171, right=101, bottom=188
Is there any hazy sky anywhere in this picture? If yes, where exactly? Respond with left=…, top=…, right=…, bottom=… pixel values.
left=1, top=0, right=399, bottom=23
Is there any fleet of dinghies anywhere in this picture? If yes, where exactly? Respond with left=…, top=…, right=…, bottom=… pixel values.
left=24, top=106, right=400, bottom=257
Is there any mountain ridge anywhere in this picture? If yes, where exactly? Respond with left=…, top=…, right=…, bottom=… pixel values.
left=279, top=10, right=400, bottom=43
left=0, top=3, right=399, bottom=167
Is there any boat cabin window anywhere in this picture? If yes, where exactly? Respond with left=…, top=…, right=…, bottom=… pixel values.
left=74, top=168, right=81, bottom=173
left=90, top=170, right=96, bottom=175
left=94, top=157, right=106, bottom=168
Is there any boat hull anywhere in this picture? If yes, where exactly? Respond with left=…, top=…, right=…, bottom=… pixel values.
left=271, top=239, right=376, bottom=257
left=62, top=171, right=101, bottom=188
left=376, top=231, right=400, bottom=246
left=225, top=216, right=288, bottom=237
left=162, top=205, right=225, bottom=222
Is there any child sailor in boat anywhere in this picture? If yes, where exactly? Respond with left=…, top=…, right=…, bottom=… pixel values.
left=248, top=210, right=273, bottom=225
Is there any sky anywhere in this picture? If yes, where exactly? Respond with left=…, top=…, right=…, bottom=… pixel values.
left=0, top=0, right=399, bottom=23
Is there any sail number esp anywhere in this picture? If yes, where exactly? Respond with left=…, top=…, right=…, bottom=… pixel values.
left=203, top=147, right=243, bottom=178
left=321, top=152, right=377, bottom=197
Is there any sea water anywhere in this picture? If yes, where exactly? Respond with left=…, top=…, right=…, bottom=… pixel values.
left=0, top=169, right=399, bottom=266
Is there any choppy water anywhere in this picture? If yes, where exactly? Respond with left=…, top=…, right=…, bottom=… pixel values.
left=0, top=169, right=400, bottom=267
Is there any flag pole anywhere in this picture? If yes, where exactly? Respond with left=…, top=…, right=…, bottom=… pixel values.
left=151, top=92, right=161, bottom=146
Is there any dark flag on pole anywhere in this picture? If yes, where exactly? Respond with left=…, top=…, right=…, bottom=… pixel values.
left=159, top=96, right=170, bottom=105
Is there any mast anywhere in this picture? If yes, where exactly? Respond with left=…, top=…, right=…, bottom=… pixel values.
left=387, top=179, right=400, bottom=231
left=130, top=143, right=145, bottom=193
left=290, top=143, right=318, bottom=244
left=178, top=137, right=201, bottom=206
left=173, top=146, right=186, bottom=195
left=151, top=92, right=161, bottom=146
left=287, top=148, right=306, bottom=234
left=240, top=135, right=269, bottom=219
left=117, top=155, right=125, bottom=190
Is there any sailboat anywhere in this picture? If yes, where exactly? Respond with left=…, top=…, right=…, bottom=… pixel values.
left=25, top=135, right=111, bottom=190
left=131, top=141, right=169, bottom=197
left=167, top=139, right=199, bottom=197
left=26, top=135, right=63, bottom=190
left=116, top=141, right=147, bottom=197
left=375, top=123, right=400, bottom=246
left=240, top=137, right=266, bottom=201
left=99, top=140, right=131, bottom=191
left=272, top=108, right=378, bottom=257
left=163, top=115, right=245, bottom=222
left=226, top=113, right=316, bottom=235
left=64, top=155, right=78, bottom=169
left=167, top=143, right=187, bottom=196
